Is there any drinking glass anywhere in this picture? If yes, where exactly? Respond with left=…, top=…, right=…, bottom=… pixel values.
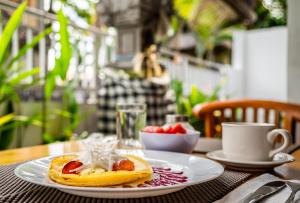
left=116, top=103, right=147, bottom=148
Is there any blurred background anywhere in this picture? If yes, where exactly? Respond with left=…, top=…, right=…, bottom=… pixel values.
left=1, top=0, right=299, bottom=150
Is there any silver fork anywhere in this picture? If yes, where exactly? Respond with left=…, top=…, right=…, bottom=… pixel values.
left=285, top=181, right=300, bottom=203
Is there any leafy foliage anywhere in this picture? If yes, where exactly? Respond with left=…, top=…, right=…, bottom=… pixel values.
left=0, top=101, right=15, bottom=149
left=56, top=10, right=72, bottom=80
left=251, top=0, right=287, bottom=29
left=6, top=27, right=52, bottom=69
left=0, top=2, right=50, bottom=149
left=173, top=0, right=244, bottom=60
left=45, top=10, right=72, bottom=100
left=173, top=0, right=286, bottom=61
left=174, top=0, right=197, bottom=20
left=43, top=10, right=80, bottom=143
left=0, top=2, right=88, bottom=147
left=171, top=79, right=221, bottom=131
left=0, top=114, right=15, bottom=127
left=0, top=2, right=26, bottom=66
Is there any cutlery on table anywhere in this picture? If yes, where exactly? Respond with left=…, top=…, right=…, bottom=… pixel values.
left=285, top=181, right=300, bottom=203
left=242, top=181, right=286, bottom=203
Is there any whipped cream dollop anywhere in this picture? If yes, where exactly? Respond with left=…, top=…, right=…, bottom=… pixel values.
left=78, top=134, right=126, bottom=171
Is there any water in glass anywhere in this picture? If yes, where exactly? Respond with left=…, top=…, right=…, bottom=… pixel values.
left=116, top=103, right=146, bottom=148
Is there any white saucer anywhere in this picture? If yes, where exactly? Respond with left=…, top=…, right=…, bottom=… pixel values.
left=206, top=150, right=295, bottom=172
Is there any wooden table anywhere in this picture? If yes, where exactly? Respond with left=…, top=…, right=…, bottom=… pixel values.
left=1, top=141, right=300, bottom=180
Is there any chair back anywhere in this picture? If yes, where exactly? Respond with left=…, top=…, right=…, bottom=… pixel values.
left=193, top=99, right=300, bottom=143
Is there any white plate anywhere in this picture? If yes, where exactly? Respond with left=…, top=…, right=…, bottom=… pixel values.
left=207, top=150, right=295, bottom=172
left=14, top=150, right=224, bottom=199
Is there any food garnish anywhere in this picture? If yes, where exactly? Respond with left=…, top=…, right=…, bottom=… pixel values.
left=112, top=159, right=135, bottom=171
left=62, top=161, right=83, bottom=174
left=48, top=136, right=152, bottom=187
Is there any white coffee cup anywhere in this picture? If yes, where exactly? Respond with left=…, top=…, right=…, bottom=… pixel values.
left=222, top=122, right=291, bottom=161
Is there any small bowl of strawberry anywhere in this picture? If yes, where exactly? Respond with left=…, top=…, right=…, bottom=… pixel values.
left=140, top=123, right=200, bottom=153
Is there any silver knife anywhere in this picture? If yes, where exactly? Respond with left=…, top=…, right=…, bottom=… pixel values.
left=243, top=181, right=286, bottom=203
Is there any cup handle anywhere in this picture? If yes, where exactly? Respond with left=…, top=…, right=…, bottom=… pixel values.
left=267, top=129, right=290, bottom=158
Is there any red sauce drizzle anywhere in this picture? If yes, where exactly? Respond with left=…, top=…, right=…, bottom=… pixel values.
left=137, top=167, right=188, bottom=187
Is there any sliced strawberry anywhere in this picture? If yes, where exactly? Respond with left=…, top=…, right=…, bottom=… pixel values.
left=155, top=127, right=165, bottom=133
left=163, top=125, right=177, bottom=134
left=163, top=125, right=172, bottom=133
left=172, top=123, right=187, bottom=134
left=143, top=126, right=158, bottom=133
left=62, top=161, right=83, bottom=174
left=143, top=126, right=165, bottom=133
left=144, top=124, right=187, bottom=134
left=112, top=159, right=135, bottom=171
left=168, top=127, right=177, bottom=134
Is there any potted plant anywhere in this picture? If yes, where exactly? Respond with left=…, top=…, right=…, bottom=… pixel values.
left=171, top=79, right=222, bottom=132
left=0, top=2, right=51, bottom=149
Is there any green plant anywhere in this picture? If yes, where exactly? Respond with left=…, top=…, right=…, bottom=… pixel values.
left=172, top=0, right=287, bottom=62
left=43, top=10, right=80, bottom=143
left=173, top=0, right=243, bottom=60
left=251, top=0, right=287, bottom=29
left=171, top=79, right=221, bottom=132
left=0, top=2, right=51, bottom=149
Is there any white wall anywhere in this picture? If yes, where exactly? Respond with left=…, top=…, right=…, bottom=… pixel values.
left=185, top=65, right=222, bottom=95
left=162, top=27, right=289, bottom=101
left=162, top=26, right=291, bottom=102
left=185, top=65, right=243, bottom=100
left=232, top=27, right=288, bottom=101
left=287, top=0, right=300, bottom=103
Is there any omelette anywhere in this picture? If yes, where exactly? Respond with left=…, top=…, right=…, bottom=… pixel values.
left=48, top=154, right=153, bottom=187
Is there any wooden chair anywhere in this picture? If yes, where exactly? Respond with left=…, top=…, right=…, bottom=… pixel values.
left=193, top=99, right=300, bottom=145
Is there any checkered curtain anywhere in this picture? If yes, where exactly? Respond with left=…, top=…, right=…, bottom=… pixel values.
left=97, top=74, right=176, bottom=134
